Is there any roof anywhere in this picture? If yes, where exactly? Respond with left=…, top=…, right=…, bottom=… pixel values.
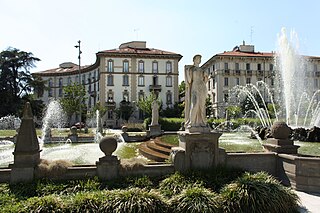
left=33, top=64, right=92, bottom=76
left=217, top=50, right=274, bottom=57
left=98, top=46, right=182, bottom=59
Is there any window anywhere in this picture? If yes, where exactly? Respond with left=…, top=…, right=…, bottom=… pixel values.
left=138, top=75, right=144, bottom=86
left=246, top=63, right=251, bottom=70
left=123, top=75, right=129, bottom=86
left=246, top=77, right=251, bottom=84
left=224, top=63, right=228, bottom=70
left=208, top=80, right=211, bottom=90
left=152, top=61, right=158, bottom=73
left=107, top=60, right=114, bottom=72
left=82, top=74, right=86, bottom=85
left=236, top=77, right=240, bottom=85
left=166, top=76, right=172, bottom=87
left=123, top=90, right=129, bottom=102
left=224, top=93, right=229, bottom=102
left=166, top=91, right=172, bottom=104
left=235, top=63, right=240, bottom=71
left=166, top=61, right=172, bottom=73
left=138, top=60, right=144, bottom=73
left=107, top=91, right=114, bottom=102
left=48, top=79, right=53, bottom=97
left=107, top=110, right=113, bottom=119
left=315, top=79, right=319, bottom=88
left=138, top=90, right=144, bottom=100
left=123, top=61, right=129, bottom=72
left=152, top=76, right=158, bottom=86
left=314, top=64, right=318, bottom=72
left=212, top=64, right=215, bottom=71
left=58, top=78, right=63, bottom=97
left=224, top=77, right=228, bottom=86
left=271, top=78, right=274, bottom=86
left=67, top=77, right=71, bottom=86
left=270, top=64, right=274, bottom=71
left=257, top=63, right=261, bottom=71
left=107, top=75, right=114, bottom=86
left=212, top=77, right=216, bottom=89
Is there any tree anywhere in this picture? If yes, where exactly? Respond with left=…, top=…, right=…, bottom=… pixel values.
left=114, top=100, right=135, bottom=122
left=240, top=93, right=265, bottom=116
left=137, top=92, right=160, bottom=118
left=206, top=96, right=213, bottom=117
left=226, top=105, right=242, bottom=119
left=0, top=47, right=44, bottom=117
left=59, top=83, right=87, bottom=124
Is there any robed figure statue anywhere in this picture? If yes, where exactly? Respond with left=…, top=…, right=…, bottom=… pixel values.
left=184, top=55, right=209, bottom=132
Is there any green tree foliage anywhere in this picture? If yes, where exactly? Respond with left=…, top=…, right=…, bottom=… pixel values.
left=226, top=105, right=242, bottom=119
left=114, top=100, right=135, bottom=121
left=137, top=92, right=160, bottom=117
left=240, top=93, right=265, bottom=116
left=206, top=96, right=213, bottom=117
left=59, top=83, right=87, bottom=122
left=0, top=47, right=44, bottom=117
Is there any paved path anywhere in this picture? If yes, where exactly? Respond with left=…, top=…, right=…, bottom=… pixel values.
left=297, top=191, right=320, bottom=213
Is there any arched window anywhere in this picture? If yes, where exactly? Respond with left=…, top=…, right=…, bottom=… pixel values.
left=138, top=60, right=144, bottom=73
left=138, top=75, right=144, bottom=86
left=166, top=90, right=172, bottom=105
left=166, top=61, right=172, bottom=73
left=107, top=60, right=114, bottom=72
left=123, top=75, right=129, bottom=86
left=123, top=60, right=129, bottom=72
left=152, top=61, right=158, bottom=73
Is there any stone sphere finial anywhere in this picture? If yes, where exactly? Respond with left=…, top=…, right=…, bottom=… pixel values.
left=270, top=121, right=291, bottom=139
left=99, top=136, right=118, bottom=156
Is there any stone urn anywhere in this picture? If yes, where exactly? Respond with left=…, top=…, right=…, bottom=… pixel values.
left=99, top=136, right=118, bottom=156
left=70, top=126, right=78, bottom=136
left=121, top=125, right=128, bottom=133
left=270, top=121, right=291, bottom=139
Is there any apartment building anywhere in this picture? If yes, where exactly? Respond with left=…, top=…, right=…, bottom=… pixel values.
left=34, top=41, right=182, bottom=127
left=202, top=42, right=320, bottom=118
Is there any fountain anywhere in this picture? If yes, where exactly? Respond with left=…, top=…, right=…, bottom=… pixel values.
left=0, top=115, right=21, bottom=130
left=94, top=110, right=103, bottom=143
left=41, top=100, right=67, bottom=143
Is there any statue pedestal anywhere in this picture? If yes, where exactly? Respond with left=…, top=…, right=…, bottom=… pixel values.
left=176, top=131, right=222, bottom=170
left=148, top=124, right=162, bottom=137
left=263, top=138, right=299, bottom=154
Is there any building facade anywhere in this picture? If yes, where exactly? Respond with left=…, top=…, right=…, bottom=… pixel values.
left=34, top=41, right=182, bottom=127
left=202, top=42, right=320, bottom=119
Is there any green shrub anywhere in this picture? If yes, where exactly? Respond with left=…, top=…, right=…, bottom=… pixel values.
left=220, top=172, right=300, bottom=213
left=144, top=117, right=184, bottom=131
left=159, top=172, right=203, bottom=197
left=67, top=191, right=109, bottom=212
left=24, top=195, right=64, bottom=212
left=105, top=188, right=168, bottom=213
left=169, top=186, right=220, bottom=213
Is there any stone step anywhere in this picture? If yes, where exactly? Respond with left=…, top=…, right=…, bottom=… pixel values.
left=138, top=142, right=169, bottom=162
left=154, top=138, right=175, bottom=149
left=146, top=141, right=172, bottom=155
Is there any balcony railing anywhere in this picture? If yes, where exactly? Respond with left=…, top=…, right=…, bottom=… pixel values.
left=149, top=85, right=162, bottom=92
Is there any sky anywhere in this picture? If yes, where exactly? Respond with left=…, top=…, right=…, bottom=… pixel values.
left=1, top=0, right=320, bottom=82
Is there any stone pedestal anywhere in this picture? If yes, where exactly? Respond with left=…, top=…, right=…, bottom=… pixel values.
left=177, top=131, right=222, bottom=170
left=10, top=102, right=41, bottom=183
left=96, top=156, right=120, bottom=180
left=96, top=136, right=120, bottom=180
left=263, top=121, right=299, bottom=154
left=148, top=124, right=162, bottom=137
left=263, top=138, right=299, bottom=154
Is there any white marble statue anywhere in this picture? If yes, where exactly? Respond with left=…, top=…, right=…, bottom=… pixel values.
left=185, top=55, right=209, bottom=130
left=151, top=99, right=159, bottom=125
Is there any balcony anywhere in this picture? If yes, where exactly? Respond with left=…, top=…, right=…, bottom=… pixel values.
left=234, top=70, right=241, bottom=75
left=257, top=70, right=264, bottom=76
left=315, top=72, right=320, bottom=77
left=223, top=69, right=230, bottom=75
left=149, top=85, right=162, bottom=92
left=105, top=101, right=116, bottom=108
left=246, top=70, right=253, bottom=76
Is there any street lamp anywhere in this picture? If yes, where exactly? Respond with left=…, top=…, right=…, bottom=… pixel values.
left=75, top=40, right=82, bottom=131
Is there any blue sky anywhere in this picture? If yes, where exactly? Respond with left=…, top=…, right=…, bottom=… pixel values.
left=1, top=0, right=320, bottom=82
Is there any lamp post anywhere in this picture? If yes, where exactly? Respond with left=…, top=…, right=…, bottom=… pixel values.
left=75, top=40, right=82, bottom=132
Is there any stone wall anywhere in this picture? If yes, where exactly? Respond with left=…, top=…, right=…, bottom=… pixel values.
left=226, top=152, right=277, bottom=176
left=278, top=154, right=320, bottom=193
